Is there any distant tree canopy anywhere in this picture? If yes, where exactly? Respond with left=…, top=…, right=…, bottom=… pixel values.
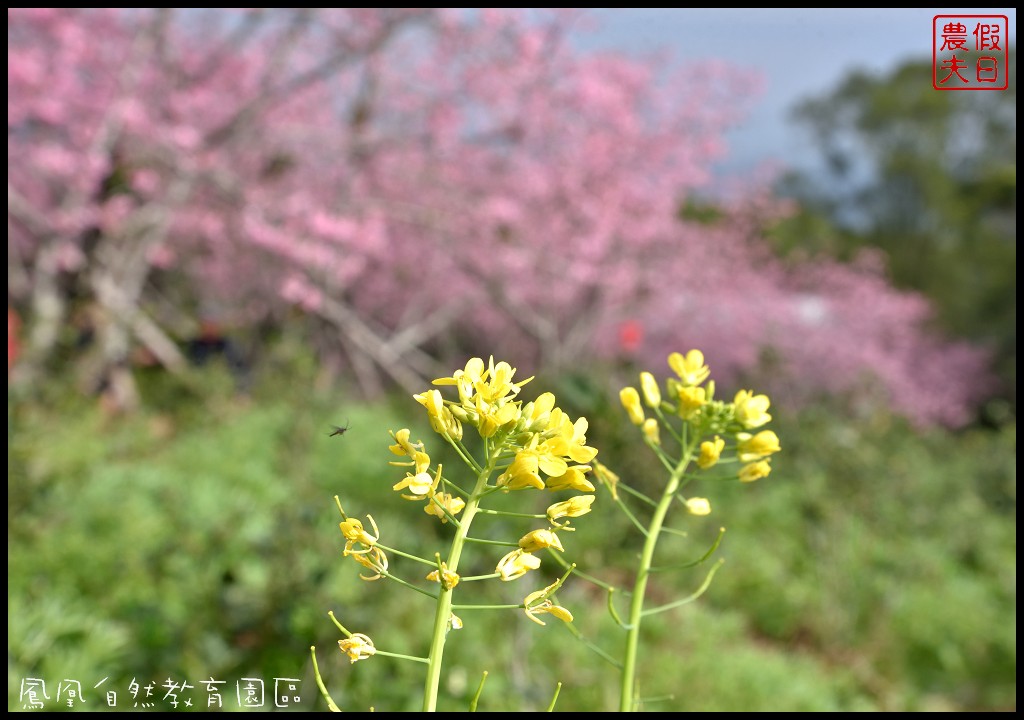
left=770, top=52, right=1017, bottom=416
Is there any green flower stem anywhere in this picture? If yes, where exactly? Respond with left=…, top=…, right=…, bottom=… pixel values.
left=326, top=611, right=431, bottom=662
left=376, top=649, right=430, bottom=664
left=637, top=693, right=675, bottom=705
left=562, top=619, right=623, bottom=668
left=478, top=484, right=507, bottom=499
left=476, top=508, right=547, bottom=519
left=469, top=671, right=488, bottom=712
left=546, top=682, right=563, bottom=712
left=451, top=603, right=522, bottom=610
left=464, top=536, right=520, bottom=547
left=640, top=558, right=725, bottom=617
left=646, top=440, right=677, bottom=472
left=375, top=542, right=439, bottom=566
left=614, top=493, right=650, bottom=537
left=618, top=448, right=694, bottom=712
left=327, top=611, right=351, bottom=636
left=310, top=646, right=342, bottom=712
left=422, top=458, right=496, bottom=712
left=649, top=526, right=726, bottom=572
left=426, top=494, right=464, bottom=526
left=380, top=570, right=439, bottom=599
left=607, top=588, right=630, bottom=629
left=447, top=435, right=484, bottom=475
left=653, top=404, right=685, bottom=448
left=440, top=478, right=471, bottom=499
left=618, top=482, right=657, bottom=507
left=547, top=550, right=620, bottom=592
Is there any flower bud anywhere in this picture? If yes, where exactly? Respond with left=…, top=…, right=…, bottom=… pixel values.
left=639, top=371, right=662, bottom=407
left=684, top=497, right=712, bottom=516
left=619, top=387, right=645, bottom=425
left=642, top=418, right=661, bottom=445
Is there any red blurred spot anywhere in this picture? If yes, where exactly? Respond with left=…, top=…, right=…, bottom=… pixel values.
left=619, top=320, right=643, bottom=353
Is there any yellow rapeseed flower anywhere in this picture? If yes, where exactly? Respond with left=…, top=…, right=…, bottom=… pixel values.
left=393, top=464, right=442, bottom=500
left=432, top=357, right=486, bottom=404
left=496, top=453, right=546, bottom=491
left=350, top=546, right=389, bottom=581
left=736, top=430, right=781, bottom=462
left=734, top=390, right=772, bottom=429
left=415, top=387, right=446, bottom=419
left=339, top=516, right=378, bottom=552
left=668, top=350, right=711, bottom=386
left=677, top=385, right=707, bottom=420
left=433, top=356, right=533, bottom=407
left=546, top=495, right=596, bottom=525
left=697, top=436, right=725, bottom=469
left=477, top=358, right=532, bottom=404
left=544, top=465, right=595, bottom=493
left=518, top=528, right=565, bottom=553
left=425, top=562, right=460, bottom=589
left=556, top=413, right=599, bottom=464
left=338, top=633, right=376, bottom=663
left=739, top=459, right=772, bottom=483
left=523, top=583, right=574, bottom=626
left=474, top=393, right=520, bottom=438
left=388, top=448, right=431, bottom=474
left=496, top=549, right=541, bottom=581
left=424, top=492, right=466, bottom=523
left=518, top=435, right=571, bottom=480
left=522, top=391, right=557, bottom=432
left=414, top=389, right=463, bottom=440
left=387, top=428, right=422, bottom=457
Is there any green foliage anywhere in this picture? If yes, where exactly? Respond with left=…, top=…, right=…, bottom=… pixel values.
left=550, top=372, right=1015, bottom=711
left=705, top=406, right=1017, bottom=711
left=8, top=359, right=419, bottom=711
left=7, top=360, right=1016, bottom=711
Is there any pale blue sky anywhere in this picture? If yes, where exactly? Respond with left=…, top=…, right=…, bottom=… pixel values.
left=575, top=8, right=1017, bottom=177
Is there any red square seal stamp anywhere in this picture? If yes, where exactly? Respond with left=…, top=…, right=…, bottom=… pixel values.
left=933, top=15, right=1009, bottom=90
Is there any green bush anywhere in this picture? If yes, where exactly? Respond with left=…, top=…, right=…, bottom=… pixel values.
left=7, top=363, right=1016, bottom=711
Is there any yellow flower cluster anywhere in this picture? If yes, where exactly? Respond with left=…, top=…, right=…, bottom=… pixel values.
left=731, top=394, right=778, bottom=481
left=425, top=356, right=532, bottom=439
left=428, top=357, right=599, bottom=495
left=620, top=351, right=714, bottom=426
left=619, top=349, right=782, bottom=491
left=388, top=428, right=467, bottom=523
left=493, top=500, right=591, bottom=583
left=337, top=357, right=598, bottom=646
left=339, top=514, right=389, bottom=581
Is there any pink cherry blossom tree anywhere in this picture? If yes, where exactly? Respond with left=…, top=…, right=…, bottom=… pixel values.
left=9, top=8, right=435, bottom=405
left=8, top=8, right=989, bottom=424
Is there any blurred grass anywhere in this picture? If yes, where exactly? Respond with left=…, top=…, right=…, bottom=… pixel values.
left=7, top=357, right=1016, bottom=711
